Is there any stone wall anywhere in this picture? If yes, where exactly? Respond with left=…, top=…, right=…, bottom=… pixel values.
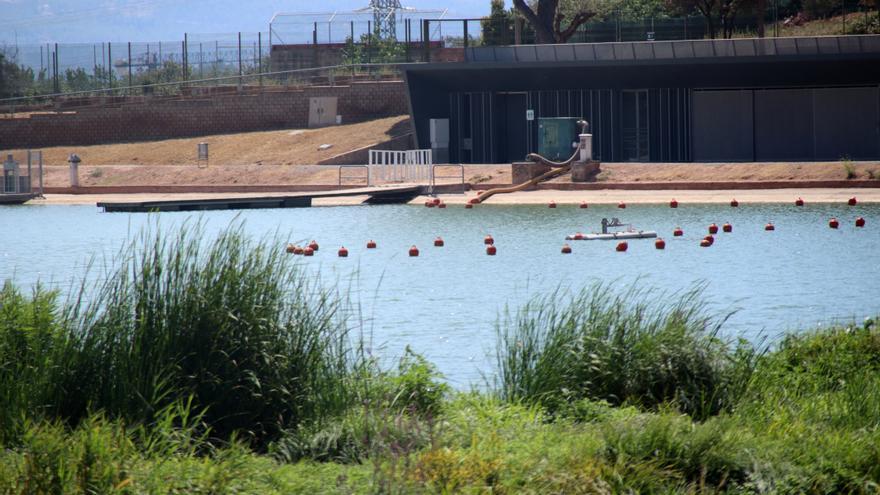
left=0, top=81, right=409, bottom=149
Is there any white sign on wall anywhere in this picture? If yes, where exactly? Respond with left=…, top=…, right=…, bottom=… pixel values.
left=526, top=109, right=535, bottom=121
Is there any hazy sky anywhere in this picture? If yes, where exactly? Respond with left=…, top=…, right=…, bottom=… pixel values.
left=0, top=0, right=492, bottom=44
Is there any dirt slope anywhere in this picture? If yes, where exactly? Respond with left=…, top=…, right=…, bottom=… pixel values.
left=3, top=115, right=411, bottom=167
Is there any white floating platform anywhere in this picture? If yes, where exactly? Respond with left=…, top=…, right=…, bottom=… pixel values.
left=566, top=231, right=658, bottom=241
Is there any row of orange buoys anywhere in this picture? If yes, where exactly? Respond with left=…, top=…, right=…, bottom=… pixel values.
left=447, top=196, right=862, bottom=209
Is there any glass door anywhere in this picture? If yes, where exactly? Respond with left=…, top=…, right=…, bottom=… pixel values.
left=621, top=90, right=649, bottom=161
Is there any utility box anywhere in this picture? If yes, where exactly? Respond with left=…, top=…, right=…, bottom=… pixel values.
left=538, top=117, right=581, bottom=161
left=429, top=118, right=449, bottom=164
left=308, top=97, right=338, bottom=128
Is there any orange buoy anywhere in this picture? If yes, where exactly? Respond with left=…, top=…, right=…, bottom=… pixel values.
left=366, top=240, right=377, bottom=249
left=409, top=245, right=420, bottom=257
left=293, top=245, right=305, bottom=255
left=848, top=197, right=858, bottom=206
left=484, top=235, right=494, bottom=245
left=700, top=239, right=712, bottom=248
left=618, top=202, right=626, bottom=209
left=469, top=198, right=480, bottom=204
left=432, top=198, right=441, bottom=206
left=655, top=238, right=666, bottom=250
left=285, top=244, right=296, bottom=254
left=704, top=235, right=715, bottom=246
left=434, top=237, right=444, bottom=247
left=670, top=199, right=678, bottom=208
left=573, top=232, right=585, bottom=240
left=855, top=217, right=866, bottom=228
left=579, top=201, right=589, bottom=209
left=795, top=197, right=805, bottom=206
left=765, top=223, right=775, bottom=231
left=730, top=199, right=739, bottom=207
left=308, top=240, right=319, bottom=251
left=486, top=244, right=497, bottom=256
left=548, top=201, right=557, bottom=208
left=438, top=202, right=447, bottom=209
left=338, top=246, right=349, bottom=257
left=829, top=217, right=840, bottom=229
left=673, top=227, right=684, bottom=237
left=722, top=223, right=733, bottom=233
left=616, top=241, right=628, bottom=252
left=708, top=223, right=719, bottom=234
left=303, top=247, right=315, bottom=256
left=561, top=243, right=572, bottom=254
left=424, top=201, right=435, bottom=208
left=465, top=203, right=474, bottom=209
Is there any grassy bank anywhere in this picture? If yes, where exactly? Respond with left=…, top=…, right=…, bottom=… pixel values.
left=1, top=224, right=878, bottom=493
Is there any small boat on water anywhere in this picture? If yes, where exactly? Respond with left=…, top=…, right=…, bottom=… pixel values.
left=567, top=218, right=657, bottom=241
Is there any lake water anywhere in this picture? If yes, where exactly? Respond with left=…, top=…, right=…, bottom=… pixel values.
left=2, top=202, right=878, bottom=386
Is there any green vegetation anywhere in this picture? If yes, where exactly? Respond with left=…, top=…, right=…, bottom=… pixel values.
left=1, top=224, right=879, bottom=493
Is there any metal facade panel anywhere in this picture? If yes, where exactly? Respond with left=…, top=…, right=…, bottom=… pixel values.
left=535, top=45, right=558, bottom=62
left=774, top=38, right=798, bottom=55
left=814, top=87, right=880, bottom=160
left=816, top=37, right=841, bottom=54
left=837, top=36, right=863, bottom=52
left=653, top=42, right=675, bottom=59
left=555, top=44, right=577, bottom=61
left=574, top=44, right=597, bottom=61
left=732, top=39, right=757, bottom=56
left=692, top=90, right=754, bottom=161
left=756, top=38, right=777, bottom=56
left=633, top=43, right=655, bottom=60
left=595, top=44, right=616, bottom=60
left=673, top=41, right=695, bottom=58
left=794, top=37, right=820, bottom=54
left=515, top=46, right=539, bottom=62
left=693, top=41, right=716, bottom=58
left=755, top=89, right=815, bottom=161
left=862, top=36, right=880, bottom=52
left=471, top=47, right=497, bottom=62
left=613, top=43, right=635, bottom=60
left=494, top=47, right=517, bottom=62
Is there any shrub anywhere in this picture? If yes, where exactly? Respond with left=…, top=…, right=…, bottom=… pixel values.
left=496, top=284, right=758, bottom=419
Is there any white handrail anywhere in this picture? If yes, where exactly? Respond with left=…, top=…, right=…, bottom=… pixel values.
left=369, top=149, right=433, bottom=186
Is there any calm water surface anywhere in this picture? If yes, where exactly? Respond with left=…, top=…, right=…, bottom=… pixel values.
left=2, top=202, right=878, bottom=386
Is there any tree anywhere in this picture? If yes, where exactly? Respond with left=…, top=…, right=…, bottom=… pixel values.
left=482, top=0, right=516, bottom=45
left=512, top=0, right=598, bottom=43
left=666, top=0, right=751, bottom=38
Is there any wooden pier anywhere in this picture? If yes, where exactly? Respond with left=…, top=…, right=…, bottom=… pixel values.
left=97, top=186, right=423, bottom=213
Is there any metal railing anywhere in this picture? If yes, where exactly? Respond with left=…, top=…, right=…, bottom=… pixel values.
left=368, top=149, right=433, bottom=184
left=0, top=62, right=412, bottom=115
left=430, top=164, right=466, bottom=194
left=338, top=164, right=370, bottom=186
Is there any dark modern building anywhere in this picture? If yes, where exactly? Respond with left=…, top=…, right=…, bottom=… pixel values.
left=402, top=35, right=880, bottom=163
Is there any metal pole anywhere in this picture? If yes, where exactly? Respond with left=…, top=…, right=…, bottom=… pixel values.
left=238, top=32, right=243, bottom=88
left=128, top=42, right=132, bottom=93
left=199, top=43, right=203, bottom=79
left=463, top=20, right=468, bottom=49
left=183, top=33, right=188, bottom=83
left=108, top=42, right=112, bottom=92
left=27, top=151, right=32, bottom=194
left=54, top=44, right=59, bottom=93
left=258, top=32, right=262, bottom=87
left=842, top=0, right=846, bottom=34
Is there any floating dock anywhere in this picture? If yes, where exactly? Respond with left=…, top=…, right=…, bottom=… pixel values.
left=97, top=186, right=423, bottom=213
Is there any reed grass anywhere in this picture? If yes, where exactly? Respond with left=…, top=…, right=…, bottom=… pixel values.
left=1, top=221, right=359, bottom=448
left=495, top=283, right=758, bottom=419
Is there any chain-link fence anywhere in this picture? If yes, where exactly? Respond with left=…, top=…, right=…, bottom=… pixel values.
left=1, top=3, right=877, bottom=101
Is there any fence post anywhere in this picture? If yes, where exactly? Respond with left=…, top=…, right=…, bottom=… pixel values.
left=423, top=20, right=430, bottom=62
left=238, top=32, right=243, bottom=89
left=258, top=32, right=262, bottom=88
left=108, top=43, right=113, bottom=93
left=463, top=20, right=469, bottom=49
left=183, top=33, right=188, bottom=83
left=54, top=43, right=59, bottom=93
left=128, top=42, right=132, bottom=94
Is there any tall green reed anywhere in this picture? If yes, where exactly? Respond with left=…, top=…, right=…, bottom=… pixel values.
left=2, top=220, right=360, bottom=448
left=496, top=283, right=758, bottom=419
